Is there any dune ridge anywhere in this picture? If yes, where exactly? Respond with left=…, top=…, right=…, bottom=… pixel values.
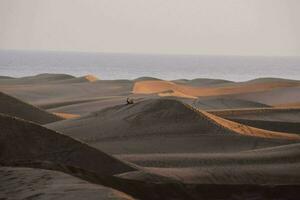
left=84, top=74, right=99, bottom=82
left=53, top=112, right=80, bottom=119
left=47, top=99, right=296, bottom=155
left=0, top=166, right=135, bottom=200
left=0, top=113, right=135, bottom=176
left=199, top=109, right=300, bottom=140
left=0, top=91, right=62, bottom=124
left=133, top=80, right=300, bottom=98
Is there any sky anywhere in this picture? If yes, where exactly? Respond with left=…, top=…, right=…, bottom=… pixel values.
left=0, top=0, right=300, bottom=56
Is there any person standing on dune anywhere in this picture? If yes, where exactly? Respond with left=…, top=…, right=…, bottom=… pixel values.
left=126, top=97, right=134, bottom=105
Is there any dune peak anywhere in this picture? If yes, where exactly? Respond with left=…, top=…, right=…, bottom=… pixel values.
left=84, top=74, right=99, bottom=82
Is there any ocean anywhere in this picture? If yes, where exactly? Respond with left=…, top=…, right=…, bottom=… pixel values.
left=0, top=50, right=299, bottom=81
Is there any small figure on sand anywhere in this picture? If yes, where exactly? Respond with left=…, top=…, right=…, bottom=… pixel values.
left=126, top=97, right=134, bottom=105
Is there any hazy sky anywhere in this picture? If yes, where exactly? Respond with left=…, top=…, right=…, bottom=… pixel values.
left=0, top=0, right=300, bottom=56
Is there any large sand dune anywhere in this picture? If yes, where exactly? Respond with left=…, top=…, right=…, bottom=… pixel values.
left=0, top=92, right=62, bottom=124
left=0, top=78, right=133, bottom=110
left=47, top=99, right=297, bottom=154
left=0, top=113, right=135, bottom=176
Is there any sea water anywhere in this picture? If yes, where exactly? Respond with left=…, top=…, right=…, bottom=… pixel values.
left=0, top=50, right=299, bottom=81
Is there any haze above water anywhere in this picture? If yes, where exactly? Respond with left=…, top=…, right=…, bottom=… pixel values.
left=0, top=50, right=299, bottom=81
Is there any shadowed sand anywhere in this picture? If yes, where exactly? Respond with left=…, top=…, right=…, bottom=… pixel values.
left=0, top=166, right=135, bottom=200
left=1, top=74, right=300, bottom=200
left=210, top=107, right=300, bottom=123
left=0, top=91, right=62, bottom=124
left=47, top=99, right=298, bottom=155
left=1, top=113, right=300, bottom=199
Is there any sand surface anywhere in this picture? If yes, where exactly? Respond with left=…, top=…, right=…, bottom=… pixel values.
left=0, top=166, right=135, bottom=200
left=1, top=74, right=300, bottom=200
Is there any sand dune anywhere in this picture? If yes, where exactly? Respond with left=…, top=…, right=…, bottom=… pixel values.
left=225, top=118, right=300, bottom=133
left=83, top=74, right=99, bottom=82
left=0, top=73, right=75, bottom=85
left=134, top=77, right=161, bottom=81
left=119, top=143, right=300, bottom=186
left=0, top=166, right=135, bottom=200
left=47, top=99, right=296, bottom=154
left=228, top=86, right=300, bottom=105
left=133, top=80, right=300, bottom=98
left=0, top=79, right=133, bottom=109
left=172, top=78, right=233, bottom=87
left=119, top=143, right=300, bottom=168
left=200, top=109, right=300, bottom=140
left=191, top=97, right=271, bottom=110
left=0, top=113, right=135, bottom=176
left=0, top=92, right=62, bottom=124
left=0, top=113, right=191, bottom=200
left=53, top=112, right=81, bottom=119
left=2, top=74, right=300, bottom=200
left=210, top=107, right=300, bottom=123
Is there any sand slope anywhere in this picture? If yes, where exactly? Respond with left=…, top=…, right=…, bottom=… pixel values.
left=0, top=79, right=133, bottom=110
left=0, top=113, right=135, bottom=176
left=210, top=107, right=300, bottom=123
left=228, top=86, right=300, bottom=106
left=47, top=99, right=297, bottom=154
left=0, top=73, right=75, bottom=85
left=0, top=166, right=135, bottom=200
left=225, top=119, right=300, bottom=134
left=133, top=80, right=300, bottom=98
left=0, top=92, right=62, bottom=124
left=119, top=142, right=300, bottom=168
left=191, top=97, right=271, bottom=110
left=172, top=78, right=233, bottom=87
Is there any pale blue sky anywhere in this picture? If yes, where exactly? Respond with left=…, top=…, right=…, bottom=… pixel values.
left=0, top=0, right=299, bottom=56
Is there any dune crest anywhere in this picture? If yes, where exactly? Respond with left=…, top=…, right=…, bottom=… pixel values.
left=84, top=74, right=99, bottom=82
left=0, top=92, right=62, bottom=124
left=158, top=89, right=197, bottom=99
left=133, top=80, right=300, bottom=98
left=196, top=108, right=300, bottom=140
left=0, top=113, right=135, bottom=176
left=53, top=112, right=80, bottom=119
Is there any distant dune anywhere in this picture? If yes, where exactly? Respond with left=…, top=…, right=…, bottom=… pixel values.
left=133, top=80, right=300, bottom=99
left=172, top=78, right=234, bottom=87
left=0, top=73, right=75, bottom=85
left=84, top=74, right=99, bottom=82
left=0, top=92, right=62, bottom=124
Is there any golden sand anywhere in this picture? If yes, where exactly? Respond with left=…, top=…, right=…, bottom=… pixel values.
left=53, top=112, right=80, bottom=119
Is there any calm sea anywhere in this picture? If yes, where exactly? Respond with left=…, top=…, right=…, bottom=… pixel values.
left=0, top=50, right=299, bottom=81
